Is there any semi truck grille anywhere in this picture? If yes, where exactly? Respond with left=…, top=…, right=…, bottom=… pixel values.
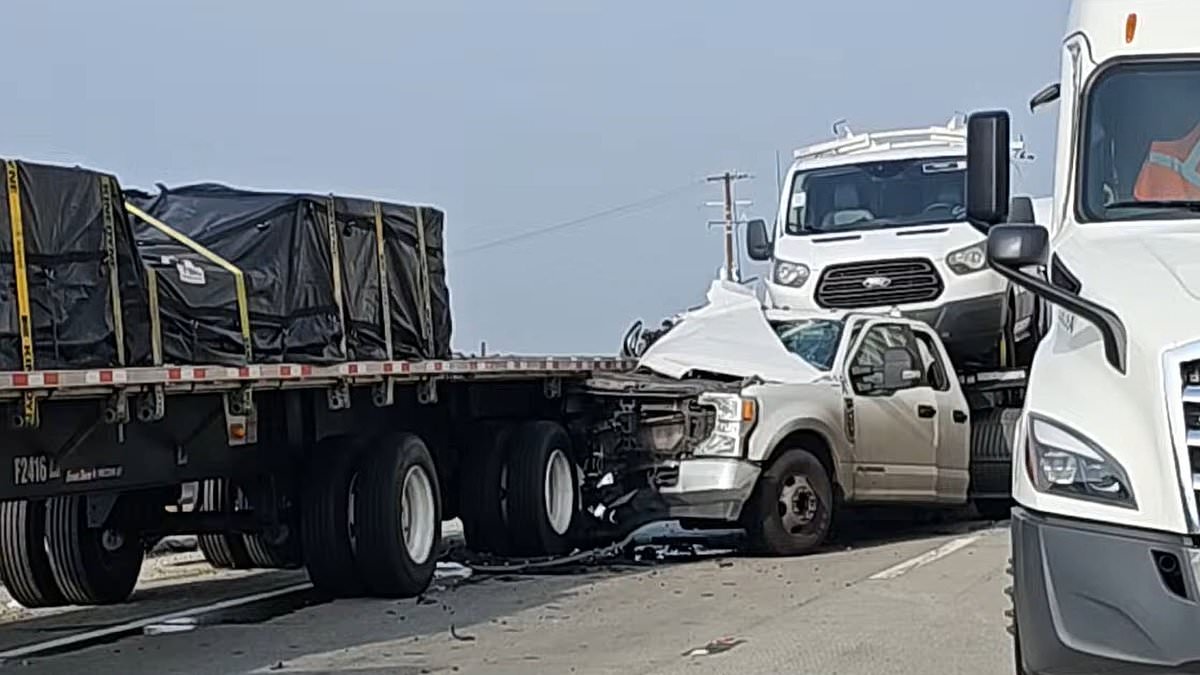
left=814, top=258, right=944, bottom=309
left=1176, top=358, right=1200, bottom=523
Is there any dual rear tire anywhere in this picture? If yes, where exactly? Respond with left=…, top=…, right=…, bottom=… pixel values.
left=0, top=494, right=145, bottom=607
left=301, top=433, right=441, bottom=599
left=459, top=421, right=580, bottom=558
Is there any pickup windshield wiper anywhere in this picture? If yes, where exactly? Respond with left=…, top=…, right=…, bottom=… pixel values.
left=1104, top=199, right=1200, bottom=212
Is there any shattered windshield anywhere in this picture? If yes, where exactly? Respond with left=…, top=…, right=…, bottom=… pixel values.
left=1079, top=60, right=1200, bottom=221
left=784, top=156, right=966, bottom=235
left=771, top=318, right=845, bottom=371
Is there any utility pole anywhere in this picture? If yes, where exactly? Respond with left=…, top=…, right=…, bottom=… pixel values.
left=705, top=171, right=751, bottom=282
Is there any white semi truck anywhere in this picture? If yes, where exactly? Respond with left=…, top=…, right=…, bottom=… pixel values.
left=964, top=1, right=1200, bottom=672
left=745, top=119, right=1047, bottom=372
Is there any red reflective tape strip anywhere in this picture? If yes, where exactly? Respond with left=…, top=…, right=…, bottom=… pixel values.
left=280, top=366, right=293, bottom=377
left=400, top=362, right=411, bottom=373
left=168, top=368, right=182, bottom=380
left=44, top=373, right=59, bottom=386
left=383, top=362, right=394, bottom=374
left=347, top=364, right=359, bottom=375
left=239, top=367, right=251, bottom=378
left=300, top=365, right=312, bottom=377
left=99, top=371, right=114, bottom=383
left=194, top=368, right=207, bottom=379
left=12, top=373, right=28, bottom=387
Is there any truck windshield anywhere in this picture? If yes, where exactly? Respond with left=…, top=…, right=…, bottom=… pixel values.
left=783, top=156, right=966, bottom=235
left=1079, top=60, right=1200, bottom=222
left=771, top=318, right=844, bottom=371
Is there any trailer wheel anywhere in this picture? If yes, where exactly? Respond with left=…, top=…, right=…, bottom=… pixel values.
left=506, top=421, right=579, bottom=556
left=45, top=495, right=144, bottom=605
left=743, top=447, right=833, bottom=556
left=0, top=500, right=65, bottom=608
left=354, top=433, right=441, bottom=598
left=459, top=423, right=516, bottom=555
left=243, top=525, right=303, bottom=570
left=971, top=407, right=1020, bottom=520
left=197, top=479, right=253, bottom=570
left=301, top=436, right=366, bottom=597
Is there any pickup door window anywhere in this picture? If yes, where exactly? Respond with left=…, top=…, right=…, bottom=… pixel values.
left=847, top=323, right=938, bottom=500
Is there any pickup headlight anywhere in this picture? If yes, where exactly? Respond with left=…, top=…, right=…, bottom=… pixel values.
left=695, top=392, right=756, bottom=457
left=773, top=260, right=810, bottom=287
left=946, top=241, right=988, bottom=275
left=1026, top=414, right=1136, bottom=509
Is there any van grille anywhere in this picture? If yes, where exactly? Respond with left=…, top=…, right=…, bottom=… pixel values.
left=814, top=258, right=944, bottom=309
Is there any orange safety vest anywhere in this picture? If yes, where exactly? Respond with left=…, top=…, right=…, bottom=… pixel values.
left=1134, top=123, right=1200, bottom=201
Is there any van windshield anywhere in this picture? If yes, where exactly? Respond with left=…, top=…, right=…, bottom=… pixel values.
left=1079, top=61, right=1200, bottom=222
left=783, top=156, right=966, bottom=235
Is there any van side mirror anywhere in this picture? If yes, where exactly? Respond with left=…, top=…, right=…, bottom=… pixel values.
left=746, top=219, right=772, bottom=261
left=966, top=110, right=1012, bottom=232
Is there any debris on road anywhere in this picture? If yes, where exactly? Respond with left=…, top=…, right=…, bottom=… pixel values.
left=144, top=617, right=198, bottom=636
left=450, top=624, right=476, bottom=642
left=683, top=637, right=746, bottom=657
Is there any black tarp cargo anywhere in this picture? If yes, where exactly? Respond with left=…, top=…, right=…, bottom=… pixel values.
left=127, top=184, right=451, bottom=366
left=0, top=159, right=151, bottom=371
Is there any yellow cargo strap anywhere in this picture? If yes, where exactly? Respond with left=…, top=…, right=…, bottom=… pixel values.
left=413, top=207, right=435, bottom=355
left=145, top=265, right=163, bottom=365
left=373, top=201, right=394, bottom=360
left=99, top=175, right=126, bottom=366
left=5, top=160, right=37, bottom=427
left=125, top=202, right=253, bottom=364
left=325, top=196, right=348, bottom=358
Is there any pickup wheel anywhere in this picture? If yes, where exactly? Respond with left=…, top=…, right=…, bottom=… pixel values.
left=353, top=433, right=441, bottom=598
left=0, top=500, right=66, bottom=608
left=45, top=495, right=144, bottom=605
left=744, top=447, right=833, bottom=556
left=506, top=421, right=580, bottom=557
left=459, top=423, right=516, bottom=556
left=300, top=436, right=366, bottom=597
left=196, top=479, right=253, bottom=570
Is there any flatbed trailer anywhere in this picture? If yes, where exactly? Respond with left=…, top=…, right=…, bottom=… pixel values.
left=0, top=354, right=634, bottom=607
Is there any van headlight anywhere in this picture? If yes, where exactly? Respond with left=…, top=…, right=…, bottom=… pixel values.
left=695, top=393, right=756, bottom=457
left=1027, top=414, right=1136, bottom=509
left=946, top=241, right=988, bottom=275
left=773, top=260, right=810, bottom=288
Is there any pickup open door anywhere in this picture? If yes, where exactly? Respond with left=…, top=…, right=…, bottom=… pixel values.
left=843, top=319, right=939, bottom=501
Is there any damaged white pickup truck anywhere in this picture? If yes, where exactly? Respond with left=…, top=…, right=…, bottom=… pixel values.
left=585, top=281, right=1019, bottom=555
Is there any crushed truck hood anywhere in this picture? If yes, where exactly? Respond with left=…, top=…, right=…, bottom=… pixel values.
left=637, top=281, right=823, bottom=384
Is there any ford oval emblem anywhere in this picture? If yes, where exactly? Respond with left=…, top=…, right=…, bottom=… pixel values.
left=862, top=275, right=892, bottom=289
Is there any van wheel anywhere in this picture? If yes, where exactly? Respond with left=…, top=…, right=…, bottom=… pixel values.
left=45, top=495, right=144, bottom=605
left=354, top=433, right=441, bottom=598
left=506, top=421, right=579, bottom=556
left=743, top=447, right=833, bottom=556
left=196, top=479, right=253, bottom=570
left=0, top=500, right=66, bottom=608
left=459, top=423, right=516, bottom=556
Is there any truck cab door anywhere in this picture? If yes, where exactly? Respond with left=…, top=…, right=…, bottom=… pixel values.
left=844, top=321, right=938, bottom=501
left=912, top=327, right=971, bottom=501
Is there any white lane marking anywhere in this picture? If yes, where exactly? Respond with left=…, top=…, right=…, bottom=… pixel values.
left=867, top=535, right=981, bottom=581
left=0, top=582, right=312, bottom=660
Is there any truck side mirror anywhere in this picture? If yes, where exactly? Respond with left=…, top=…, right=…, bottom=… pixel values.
left=987, top=224, right=1048, bottom=267
left=746, top=219, right=772, bottom=262
left=966, top=110, right=1012, bottom=232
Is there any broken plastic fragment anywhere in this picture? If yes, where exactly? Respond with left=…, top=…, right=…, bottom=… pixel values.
left=683, top=637, right=746, bottom=657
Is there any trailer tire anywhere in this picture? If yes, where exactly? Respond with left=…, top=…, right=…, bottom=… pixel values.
left=506, top=421, right=579, bottom=557
left=197, top=479, right=253, bottom=570
left=45, top=495, right=144, bottom=605
left=354, top=433, right=441, bottom=598
left=0, top=500, right=66, bottom=608
left=459, top=423, right=516, bottom=556
left=971, top=407, right=1020, bottom=520
left=301, top=436, right=366, bottom=597
left=743, top=447, right=833, bottom=556
left=243, top=527, right=303, bottom=570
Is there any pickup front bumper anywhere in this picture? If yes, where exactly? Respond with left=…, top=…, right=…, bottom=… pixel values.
left=658, top=458, right=761, bottom=522
left=1013, top=507, right=1200, bottom=673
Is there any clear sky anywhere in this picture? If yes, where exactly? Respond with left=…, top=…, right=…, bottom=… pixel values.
left=1, top=0, right=1068, bottom=355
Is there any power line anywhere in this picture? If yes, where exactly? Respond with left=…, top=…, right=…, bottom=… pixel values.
left=453, top=179, right=706, bottom=255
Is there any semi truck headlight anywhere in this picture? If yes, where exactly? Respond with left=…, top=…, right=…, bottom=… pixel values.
left=946, top=242, right=988, bottom=275
left=1027, top=414, right=1136, bottom=508
left=773, top=260, right=810, bottom=287
left=695, top=393, right=756, bottom=457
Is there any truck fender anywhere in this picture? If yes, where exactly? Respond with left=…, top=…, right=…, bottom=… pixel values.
left=749, top=417, right=843, bottom=487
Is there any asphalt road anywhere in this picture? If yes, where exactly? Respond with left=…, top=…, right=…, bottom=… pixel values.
left=0, top=517, right=1014, bottom=675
